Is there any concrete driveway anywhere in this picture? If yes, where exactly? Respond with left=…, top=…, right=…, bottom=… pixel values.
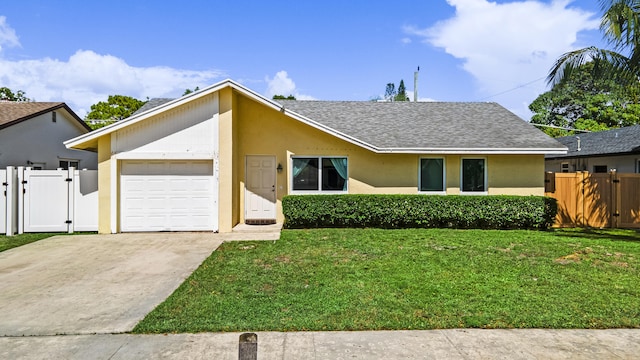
left=0, top=233, right=223, bottom=336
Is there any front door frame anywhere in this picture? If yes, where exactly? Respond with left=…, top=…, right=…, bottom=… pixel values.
left=244, top=155, right=277, bottom=224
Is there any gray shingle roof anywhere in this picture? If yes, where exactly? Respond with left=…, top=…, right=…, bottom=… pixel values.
left=132, top=98, right=174, bottom=116
left=546, top=125, right=640, bottom=159
left=122, top=96, right=565, bottom=152
left=277, top=100, right=565, bottom=151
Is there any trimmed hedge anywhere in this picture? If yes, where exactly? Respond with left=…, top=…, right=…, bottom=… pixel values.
left=282, top=194, right=557, bottom=230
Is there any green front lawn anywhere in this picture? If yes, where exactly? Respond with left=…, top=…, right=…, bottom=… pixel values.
left=0, top=233, right=59, bottom=252
left=134, top=228, right=640, bottom=333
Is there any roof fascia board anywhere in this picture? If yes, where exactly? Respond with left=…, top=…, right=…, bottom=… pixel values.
left=376, top=149, right=568, bottom=155
left=546, top=150, right=639, bottom=159
left=60, top=104, right=92, bottom=132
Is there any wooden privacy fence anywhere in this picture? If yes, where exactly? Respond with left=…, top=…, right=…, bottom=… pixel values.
left=545, top=171, right=640, bottom=228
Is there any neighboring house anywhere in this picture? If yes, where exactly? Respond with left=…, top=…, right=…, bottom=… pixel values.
left=545, top=125, right=640, bottom=173
left=0, top=102, right=97, bottom=170
left=65, top=79, right=566, bottom=234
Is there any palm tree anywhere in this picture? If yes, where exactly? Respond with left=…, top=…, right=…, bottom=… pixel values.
left=548, top=0, right=640, bottom=87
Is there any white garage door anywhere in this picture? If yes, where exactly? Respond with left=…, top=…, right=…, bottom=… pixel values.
left=120, top=160, right=217, bottom=232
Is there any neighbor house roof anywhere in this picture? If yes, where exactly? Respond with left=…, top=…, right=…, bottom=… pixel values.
left=65, top=79, right=566, bottom=154
left=546, top=125, right=640, bottom=159
left=0, top=101, right=90, bottom=131
left=132, top=98, right=173, bottom=116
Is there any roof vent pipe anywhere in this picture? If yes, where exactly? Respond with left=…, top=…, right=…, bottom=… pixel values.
left=414, top=66, right=419, bottom=102
left=576, top=136, right=581, bottom=151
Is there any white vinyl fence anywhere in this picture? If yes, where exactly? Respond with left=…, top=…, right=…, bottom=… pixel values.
left=2, top=166, right=98, bottom=236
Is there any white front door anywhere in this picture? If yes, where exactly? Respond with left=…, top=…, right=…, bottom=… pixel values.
left=245, top=155, right=276, bottom=224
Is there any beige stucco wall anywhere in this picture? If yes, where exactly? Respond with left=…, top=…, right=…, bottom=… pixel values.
left=233, top=95, right=546, bottom=225
left=218, top=87, right=235, bottom=233
left=97, top=135, right=111, bottom=234
left=92, top=87, right=547, bottom=233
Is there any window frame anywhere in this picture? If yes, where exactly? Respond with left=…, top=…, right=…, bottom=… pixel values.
left=460, top=157, right=488, bottom=195
left=560, top=162, right=569, bottom=173
left=58, top=159, right=80, bottom=170
left=593, top=165, right=608, bottom=173
left=418, top=157, right=446, bottom=194
left=290, top=155, right=348, bottom=194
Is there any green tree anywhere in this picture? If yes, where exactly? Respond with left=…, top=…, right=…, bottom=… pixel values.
left=85, top=95, right=147, bottom=129
left=272, top=94, right=296, bottom=100
left=0, top=87, right=30, bottom=102
left=183, top=87, right=200, bottom=96
left=394, top=80, right=409, bottom=101
left=384, top=83, right=396, bottom=101
left=548, top=1, right=640, bottom=89
left=531, top=62, right=640, bottom=136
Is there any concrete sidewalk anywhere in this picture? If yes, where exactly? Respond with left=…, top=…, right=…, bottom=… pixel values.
left=1, top=329, right=638, bottom=359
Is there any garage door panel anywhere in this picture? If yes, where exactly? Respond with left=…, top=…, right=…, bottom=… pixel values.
left=121, top=160, right=217, bottom=232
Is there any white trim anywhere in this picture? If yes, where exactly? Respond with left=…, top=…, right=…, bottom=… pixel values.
left=418, top=157, right=446, bottom=195
left=373, top=148, right=566, bottom=155
left=113, top=152, right=216, bottom=160
left=290, top=155, right=349, bottom=194
left=17, top=167, right=24, bottom=234
left=110, top=157, right=118, bottom=234
left=460, top=157, right=488, bottom=195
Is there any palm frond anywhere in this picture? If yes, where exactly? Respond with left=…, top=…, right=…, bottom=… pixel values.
left=547, top=47, right=635, bottom=87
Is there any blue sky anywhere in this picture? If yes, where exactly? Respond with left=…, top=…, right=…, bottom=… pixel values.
left=1, top=0, right=603, bottom=119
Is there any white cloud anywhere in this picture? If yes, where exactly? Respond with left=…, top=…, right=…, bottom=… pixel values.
left=265, top=71, right=316, bottom=100
left=0, top=16, right=20, bottom=51
left=404, top=0, right=599, bottom=119
left=0, top=50, right=224, bottom=117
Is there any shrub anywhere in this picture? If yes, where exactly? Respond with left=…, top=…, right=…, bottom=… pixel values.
left=282, top=194, right=557, bottom=230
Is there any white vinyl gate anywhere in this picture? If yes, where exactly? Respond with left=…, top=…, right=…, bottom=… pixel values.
left=21, top=168, right=71, bottom=232
left=1, top=166, right=98, bottom=235
left=1, top=167, right=17, bottom=236
left=1, top=168, right=6, bottom=234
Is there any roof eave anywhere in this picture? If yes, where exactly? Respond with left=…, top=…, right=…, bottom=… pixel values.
left=374, top=148, right=569, bottom=155
left=546, top=149, right=640, bottom=159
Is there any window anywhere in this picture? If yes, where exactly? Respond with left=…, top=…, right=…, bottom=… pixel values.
left=59, top=160, right=79, bottom=170
left=637, top=159, right=640, bottom=173
left=27, top=161, right=47, bottom=170
left=419, top=158, right=445, bottom=192
left=593, top=165, right=608, bottom=173
left=561, top=163, right=569, bottom=173
left=461, top=158, right=486, bottom=193
left=292, top=157, right=347, bottom=192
